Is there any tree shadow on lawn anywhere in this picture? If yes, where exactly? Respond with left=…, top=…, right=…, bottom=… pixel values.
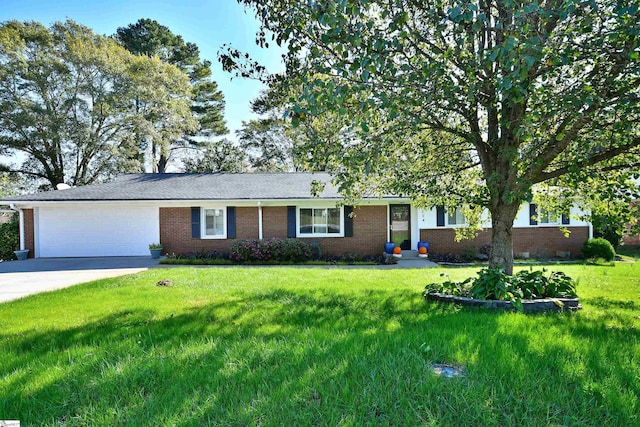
left=1, top=290, right=639, bottom=426
left=582, top=296, right=638, bottom=311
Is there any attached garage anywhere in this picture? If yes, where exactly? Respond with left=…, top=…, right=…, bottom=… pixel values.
left=36, top=205, right=159, bottom=257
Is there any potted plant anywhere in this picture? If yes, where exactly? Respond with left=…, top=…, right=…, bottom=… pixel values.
left=13, top=249, right=29, bottom=260
left=149, top=243, right=163, bottom=259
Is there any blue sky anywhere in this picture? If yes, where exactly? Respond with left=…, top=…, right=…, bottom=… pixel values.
left=0, top=0, right=285, bottom=138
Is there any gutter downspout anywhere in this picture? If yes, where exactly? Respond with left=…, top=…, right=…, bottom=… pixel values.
left=9, top=203, right=25, bottom=251
left=258, top=201, right=263, bottom=240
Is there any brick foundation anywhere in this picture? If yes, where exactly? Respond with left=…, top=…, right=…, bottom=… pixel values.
left=420, top=227, right=590, bottom=257
left=23, top=209, right=35, bottom=258
left=160, top=205, right=388, bottom=256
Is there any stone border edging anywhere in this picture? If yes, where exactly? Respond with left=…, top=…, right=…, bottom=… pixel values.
left=425, top=292, right=582, bottom=313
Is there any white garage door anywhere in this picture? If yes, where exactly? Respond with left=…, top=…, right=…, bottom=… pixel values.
left=37, top=205, right=159, bottom=257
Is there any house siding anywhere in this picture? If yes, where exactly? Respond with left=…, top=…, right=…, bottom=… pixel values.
left=24, top=208, right=34, bottom=258
left=262, top=206, right=288, bottom=239
left=160, top=207, right=259, bottom=255
left=420, top=226, right=590, bottom=257
left=160, top=205, right=388, bottom=257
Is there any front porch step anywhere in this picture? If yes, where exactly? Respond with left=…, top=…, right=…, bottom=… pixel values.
left=400, top=250, right=419, bottom=259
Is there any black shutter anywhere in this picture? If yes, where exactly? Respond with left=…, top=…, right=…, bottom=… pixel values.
left=344, top=205, right=354, bottom=237
left=287, top=206, right=296, bottom=238
left=561, top=213, right=570, bottom=225
left=529, top=203, right=538, bottom=225
left=191, top=207, right=201, bottom=238
left=436, top=206, right=445, bottom=227
left=227, top=206, right=236, bottom=238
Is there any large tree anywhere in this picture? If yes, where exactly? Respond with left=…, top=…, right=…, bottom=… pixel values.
left=222, top=0, right=640, bottom=274
left=182, top=139, right=248, bottom=173
left=237, top=116, right=296, bottom=171
left=0, top=20, right=194, bottom=189
left=116, top=19, right=228, bottom=172
left=237, top=86, right=350, bottom=172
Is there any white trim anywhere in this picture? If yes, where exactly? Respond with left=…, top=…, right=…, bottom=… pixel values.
left=9, top=203, right=24, bottom=251
left=386, top=203, right=390, bottom=242
left=200, top=207, right=227, bottom=239
left=5, top=197, right=410, bottom=209
left=34, top=207, right=39, bottom=258
left=410, top=205, right=420, bottom=250
left=258, top=201, right=263, bottom=240
left=18, top=208, right=24, bottom=251
left=296, top=206, right=345, bottom=238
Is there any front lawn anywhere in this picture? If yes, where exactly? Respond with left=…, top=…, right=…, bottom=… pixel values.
left=1, top=264, right=639, bottom=426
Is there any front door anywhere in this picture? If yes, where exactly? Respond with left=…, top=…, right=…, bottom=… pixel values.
left=390, top=204, right=411, bottom=250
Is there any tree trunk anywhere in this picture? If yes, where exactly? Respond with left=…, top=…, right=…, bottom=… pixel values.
left=489, top=201, right=521, bottom=275
left=157, top=155, right=168, bottom=174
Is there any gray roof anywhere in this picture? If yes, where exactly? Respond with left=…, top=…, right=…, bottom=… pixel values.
left=0, top=173, right=353, bottom=202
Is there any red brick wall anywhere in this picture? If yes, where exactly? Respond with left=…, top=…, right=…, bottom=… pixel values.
left=159, top=207, right=259, bottom=255
left=622, top=234, right=640, bottom=245
left=298, top=205, right=387, bottom=256
left=262, top=207, right=288, bottom=238
left=420, top=226, right=590, bottom=257
left=160, top=205, right=388, bottom=256
left=23, top=209, right=34, bottom=258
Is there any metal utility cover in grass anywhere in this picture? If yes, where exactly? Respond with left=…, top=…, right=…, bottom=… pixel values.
left=431, top=364, right=465, bottom=378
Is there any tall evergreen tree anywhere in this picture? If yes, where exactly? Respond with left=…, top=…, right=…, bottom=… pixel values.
left=116, top=19, right=228, bottom=172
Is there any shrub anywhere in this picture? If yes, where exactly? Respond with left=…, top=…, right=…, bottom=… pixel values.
left=582, top=238, right=616, bottom=261
left=592, top=213, right=626, bottom=247
left=182, top=249, right=228, bottom=260
left=461, top=246, right=476, bottom=262
left=0, top=214, right=19, bottom=261
left=424, top=267, right=577, bottom=310
left=429, top=253, right=473, bottom=263
left=478, top=243, right=491, bottom=255
left=229, top=238, right=311, bottom=263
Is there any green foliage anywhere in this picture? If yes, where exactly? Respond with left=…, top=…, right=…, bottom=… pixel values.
left=182, top=139, right=248, bottom=172
left=0, top=213, right=18, bottom=260
left=582, top=238, right=616, bottom=261
left=0, top=20, right=195, bottom=188
left=425, top=267, right=578, bottom=308
left=236, top=116, right=295, bottom=171
left=229, top=238, right=311, bottom=263
left=226, top=0, right=640, bottom=274
left=116, top=19, right=227, bottom=173
left=592, top=213, right=627, bottom=247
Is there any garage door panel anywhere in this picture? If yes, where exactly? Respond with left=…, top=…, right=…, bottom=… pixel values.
left=38, top=206, right=159, bottom=257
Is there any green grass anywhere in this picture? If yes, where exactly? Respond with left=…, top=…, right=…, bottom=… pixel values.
left=159, top=258, right=378, bottom=266
left=1, top=263, right=639, bottom=426
left=617, top=245, right=640, bottom=261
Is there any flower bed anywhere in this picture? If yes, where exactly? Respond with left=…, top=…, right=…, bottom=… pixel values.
left=424, top=267, right=580, bottom=312
left=425, top=292, right=581, bottom=313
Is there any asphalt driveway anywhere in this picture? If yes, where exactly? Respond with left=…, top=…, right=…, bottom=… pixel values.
left=0, top=257, right=159, bottom=303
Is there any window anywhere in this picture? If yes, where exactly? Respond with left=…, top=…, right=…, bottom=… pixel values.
left=298, top=207, right=342, bottom=236
left=538, top=209, right=560, bottom=225
left=202, top=208, right=226, bottom=238
left=447, top=208, right=466, bottom=226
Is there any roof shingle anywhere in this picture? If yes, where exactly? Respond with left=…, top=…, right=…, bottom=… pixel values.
left=1, top=173, right=348, bottom=202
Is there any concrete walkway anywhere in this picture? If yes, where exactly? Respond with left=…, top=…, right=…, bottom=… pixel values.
left=0, top=257, right=159, bottom=303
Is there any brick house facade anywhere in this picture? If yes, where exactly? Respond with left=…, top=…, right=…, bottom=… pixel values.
left=4, top=173, right=593, bottom=258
